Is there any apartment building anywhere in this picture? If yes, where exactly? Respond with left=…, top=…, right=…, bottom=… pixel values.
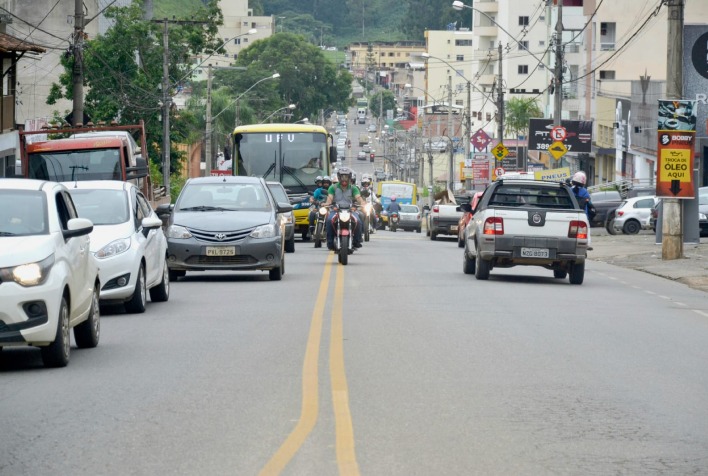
left=347, top=41, right=425, bottom=91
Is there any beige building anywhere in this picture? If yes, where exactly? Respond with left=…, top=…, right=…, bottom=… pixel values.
left=347, top=41, right=425, bottom=91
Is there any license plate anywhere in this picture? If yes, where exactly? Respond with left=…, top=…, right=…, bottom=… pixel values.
left=521, top=247, right=549, bottom=258
left=206, top=246, right=236, bottom=257
left=450, top=225, right=458, bottom=231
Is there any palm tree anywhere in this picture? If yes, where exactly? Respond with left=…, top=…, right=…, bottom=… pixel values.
left=505, top=97, right=543, bottom=169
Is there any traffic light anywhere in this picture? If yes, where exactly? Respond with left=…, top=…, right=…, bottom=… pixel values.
left=370, top=153, right=375, bottom=162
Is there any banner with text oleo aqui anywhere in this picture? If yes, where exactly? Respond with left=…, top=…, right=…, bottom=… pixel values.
left=656, top=99, right=696, bottom=199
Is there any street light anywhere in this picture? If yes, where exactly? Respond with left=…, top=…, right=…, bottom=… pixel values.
left=260, top=104, right=296, bottom=123
left=176, top=29, right=257, bottom=86
left=212, top=73, right=280, bottom=121
left=293, top=117, right=310, bottom=124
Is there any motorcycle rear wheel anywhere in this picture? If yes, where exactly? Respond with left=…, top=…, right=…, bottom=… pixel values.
left=314, top=221, right=323, bottom=248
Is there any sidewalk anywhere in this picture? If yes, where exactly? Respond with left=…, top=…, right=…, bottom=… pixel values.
left=589, top=230, right=708, bottom=293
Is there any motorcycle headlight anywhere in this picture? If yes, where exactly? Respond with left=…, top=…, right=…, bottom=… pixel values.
left=0, top=254, right=55, bottom=287
left=250, top=223, right=277, bottom=238
left=340, top=210, right=351, bottom=222
left=319, top=207, right=328, bottom=215
left=166, top=225, right=193, bottom=239
left=364, top=203, right=372, bottom=213
left=95, top=237, right=131, bottom=259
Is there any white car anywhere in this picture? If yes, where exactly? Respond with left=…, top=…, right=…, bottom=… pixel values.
left=65, top=180, right=169, bottom=313
left=0, top=179, right=100, bottom=367
left=611, top=196, right=658, bottom=234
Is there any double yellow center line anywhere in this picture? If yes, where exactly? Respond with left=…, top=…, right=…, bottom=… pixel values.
left=259, top=254, right=360, bottom=475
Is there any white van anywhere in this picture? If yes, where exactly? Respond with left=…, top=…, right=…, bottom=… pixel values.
left=357, top=108, right=367, bottom=124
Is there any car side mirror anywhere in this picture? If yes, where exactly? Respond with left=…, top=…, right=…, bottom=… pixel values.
left=277, top=202, right=294, bottom=213
left=460, top=203, right=472, bottom=213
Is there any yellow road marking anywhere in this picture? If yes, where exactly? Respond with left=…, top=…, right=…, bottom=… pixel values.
left=330, top=264, right=361, bottom=475
left=258, top=253, right=334, bottom=476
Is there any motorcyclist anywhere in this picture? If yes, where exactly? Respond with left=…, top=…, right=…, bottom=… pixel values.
left=359, top=174, right=380, bottom=229
left=309, top=176, right=331, bottom=233
left=323, top=166, right=366, bottom=250
left=385, top=195, right=402, bottom=214
left=570, top=171, right=593, bottom=250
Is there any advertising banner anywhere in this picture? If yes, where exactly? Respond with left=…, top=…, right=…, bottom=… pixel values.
left=656, top=99, right=696, bottom=198
left=527, top=119, right=593, bottom=153
left=534, top=167, right=571, bottom=182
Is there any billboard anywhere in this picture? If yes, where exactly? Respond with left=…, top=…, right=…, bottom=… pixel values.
left=527, top=119, right=593, bottom=153
left=684, top=25, right=708, bottom=139
left=656, top=99, right=696, bottom=199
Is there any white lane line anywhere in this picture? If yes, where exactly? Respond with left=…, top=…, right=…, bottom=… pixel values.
left=693, top=310, right=708, bottom=318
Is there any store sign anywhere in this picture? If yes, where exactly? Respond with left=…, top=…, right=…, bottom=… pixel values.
left=656, top=99, right=696, bottom=198
left=527, top=119, right=593, bottom=153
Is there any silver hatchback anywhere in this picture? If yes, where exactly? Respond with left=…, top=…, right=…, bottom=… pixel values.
left=398, top=204, right=422, bottom=232
left=158, top=176, right=293, bottom=281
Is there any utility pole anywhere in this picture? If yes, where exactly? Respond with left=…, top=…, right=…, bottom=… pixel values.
left=662, top=0, right=685, bottom=260
left=72, top=0, right=85, bottom=126
left=552, top=0, right=564, bottom=168
left=447, top=74, right=453, bottom=191
left=496, top=43, right=504, bottom=169
left=161, top=18, right=171, bottom=192
left=205, top=64, right=213, bottom=176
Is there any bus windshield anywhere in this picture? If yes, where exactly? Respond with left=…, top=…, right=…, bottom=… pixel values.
left=378, top=181, right=416, bottom=208
left=28, top=148, right=122, bottom=182
left=233, top=132, right=328, bottom=194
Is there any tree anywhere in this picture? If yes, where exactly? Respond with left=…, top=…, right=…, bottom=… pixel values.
left=400, top=0, right=468, bottom=40
left=232, top=33, right=353, bottom=120
left=504, top=97, right=542, bottom=140
left=368, top=90, right=395, bottom=119
left=46, top=0, right=224, bottom=184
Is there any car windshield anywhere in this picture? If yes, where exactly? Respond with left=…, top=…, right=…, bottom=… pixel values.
left=28, top=148, right=122, bottom=181
left=0, top=189, right=48, bottom=236
left=68, top=189, right=129, bottom=225
left=401, top=205, right=418, bottom=213
left=177, top=183, right=271, bottom=211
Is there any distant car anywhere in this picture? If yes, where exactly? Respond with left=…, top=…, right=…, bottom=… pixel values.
left=66, top=180, right=169, bottom=313
left=362, top=143, right=371, bottom=153
left=357, top=151, right=367, bottom=161
left=0, top=178, right=100, bottom=367
left=398, top=204, right=422, bottom=232
left=368, top=124, right=376, bottom=132
left=611, top=196, right=658, bottom=234
left=266, top=181, right=295, bottom=253
left=158, top=176, right=293, bottom=281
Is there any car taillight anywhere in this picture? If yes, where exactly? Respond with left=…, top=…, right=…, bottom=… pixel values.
left=483, top=217, right=504, bottom=235
left=432, top=205, right=439, bottom=213
left=568, top=220, right=588, bottom=239
left=617, top=210, right=624, bottom=217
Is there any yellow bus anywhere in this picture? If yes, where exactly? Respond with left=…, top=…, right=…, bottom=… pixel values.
left=377, top=180, right=417, bottom=223
left=231, top=123, right=337, bottom=240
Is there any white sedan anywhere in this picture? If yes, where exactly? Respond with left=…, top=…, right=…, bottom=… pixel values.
left=65, top=180, right=169, bottom=313
left=0, top=179, right=100, bottom=367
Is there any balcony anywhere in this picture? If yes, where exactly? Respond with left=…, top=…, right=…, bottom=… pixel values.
left=475, top=0, right=498, bottom=13
left=474, top=26, right=498, bottom=38
left=477, top=74, right=496, bottom=86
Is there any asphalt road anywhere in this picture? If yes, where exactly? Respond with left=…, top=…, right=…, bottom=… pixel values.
left=2, top=230, right=708, bottom=475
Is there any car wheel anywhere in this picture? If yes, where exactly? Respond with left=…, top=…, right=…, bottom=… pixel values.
left=474, top=247, right=490, bottom=280
left=569, top=261, right=585, bottom=285
left=169, top=269, right=186, bottom=281
left=41, top=296, right=70, bottom=368
left=149, top=259, right=170, bottom=302
left=463, top=251, right=476, bottom=275
left=553, top=270, right=567, bottom=279
left=430, top=231, right=437, bottom=241
left=269, top=257, right=284, bottom=281
left=74, top=283, right=100, bottom=348
left=285, top=237, right=295, bottom=253
left=623, top=220, right=641, bottom=235
left=125, top=264, right=147, bottom=314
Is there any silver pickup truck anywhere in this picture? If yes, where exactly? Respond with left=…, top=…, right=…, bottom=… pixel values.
left=427, top=203, right=464, bottom=240
left=462, top=179, right=589, bottom=284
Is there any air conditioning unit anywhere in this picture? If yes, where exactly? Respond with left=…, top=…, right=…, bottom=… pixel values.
left=613, top=122, right=619, bottom=129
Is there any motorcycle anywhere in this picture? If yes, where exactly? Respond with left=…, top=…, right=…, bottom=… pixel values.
left=363, top=202, right=376, bottom=242
left=389, top=211, right=400, bottom=232
left=331, top=205, right=355, bottom=265
left=312, top=203, right=328, bottom=248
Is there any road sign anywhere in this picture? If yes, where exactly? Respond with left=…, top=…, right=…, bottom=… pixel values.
left=494, top=167, right=505, bottom=177
left=550, top=125, right=567, bottom=142
left=491, top=143, right=509, bottom=160
left=548, top=141, right=568, bottom=160
left=471, top=129, right=492, bottom=151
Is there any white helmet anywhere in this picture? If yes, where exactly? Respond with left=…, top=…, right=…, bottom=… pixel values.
left=571, top=171, right=586, bottom=186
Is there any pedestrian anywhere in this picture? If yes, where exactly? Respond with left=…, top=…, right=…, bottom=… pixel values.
left=570, top=171, right=593, bottom=251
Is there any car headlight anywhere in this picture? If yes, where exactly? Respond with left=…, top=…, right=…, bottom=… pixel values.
left=250, top=223, right=277, bottom=238
left=0, top=254, right=55, bottom=287
left=95, top=237, right=131, bottom=259
left=166, top=225, right=193, bottom=239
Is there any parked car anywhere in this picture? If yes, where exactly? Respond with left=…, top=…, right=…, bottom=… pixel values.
left=650, top=196, right=708, bottom=237
left=0, top=178, right=100, bottom=367
left=611, top=196, right=658, bottom=234
left=157, top=176, right=293, bottom=281
left=398, top=204, right=422, bottom=232
left=592, top=186, right=656, bottom=229
left=266, top=181, right=295, bottom=253
left=457, top=191, right=484, bottom=247
left=65, top=180, right=169, bottom=313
